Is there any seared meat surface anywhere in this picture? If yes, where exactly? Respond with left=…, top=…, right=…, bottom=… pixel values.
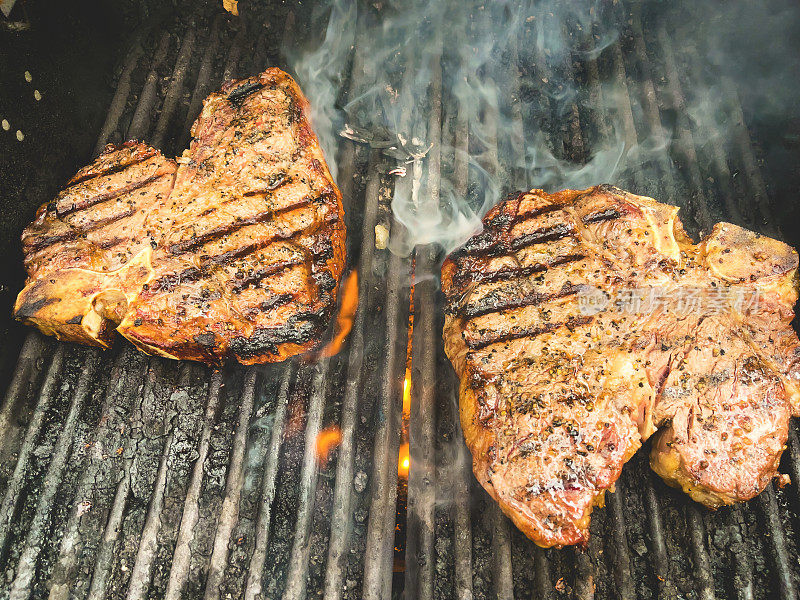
left=442, top=185, right=800, bottom=547
left=15, top=68, right=346, bottom=364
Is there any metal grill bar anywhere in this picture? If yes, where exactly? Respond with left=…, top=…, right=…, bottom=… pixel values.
left=322, top=149, right=379, bottom=600
left=127, top=32, right=171, bottom=142
left=405, top=251, right=438, bottom=600
left=165, top=369, right=223, bottom=600
left=151, top=28, right=196, bottom=148
left=243, top=365, right=293, bottom=600
left=0, top=334, right=51, bottom=469
left=506, top=22, right=528, bottom=190
left=124, top=369, right=183, bottom=600
left=404, top=36, right=442, bottom=600
left=86, top=451, right=132, bottom=600
left=686, top=506, right=716, bottom=600
left=758, top=488, right=798, bottom=599
left=93, top=34, right=146, bottom=156
left=204, top=370, right=257, bottom=600
left=627, top=5, right=679, bottom=212
left=450, top=86, right=475, bottom=600
left=573, top=537, right=599, bottom=600
left=283, top=363, right=329, bottom=600
left=655, top=25, right=715, bottom=233
left=725, top=80, right=781, bottom=237
left=0, top=345, right=65, bottom=559
left=729, top=506, right=756, bottom=600
left=641, top=480, right=675, bottom=598
left=606, top=485, right=635, bottom=600
left=787, top=425, right=800, bottom=504
left=490, top=505, right=515, bottom=600
left=222, top=27, right=246, bottom=82
left=362, top=244, right=411, bottom=600
left=177, top=17, right=222, bottom=151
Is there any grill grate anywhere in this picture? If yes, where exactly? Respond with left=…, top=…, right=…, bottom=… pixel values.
left=0, top=2, right=799, bottom=600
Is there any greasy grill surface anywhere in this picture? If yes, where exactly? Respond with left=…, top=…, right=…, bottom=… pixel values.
left=0, top=3, right=798, bottom=600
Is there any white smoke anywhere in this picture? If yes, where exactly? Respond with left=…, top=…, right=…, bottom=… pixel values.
left=286, top=0, right=800, bottom=253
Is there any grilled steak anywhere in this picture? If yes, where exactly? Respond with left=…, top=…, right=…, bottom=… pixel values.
left=14, top=68, right=346, bottom=364
left=442, top=185, right=800, bottom=547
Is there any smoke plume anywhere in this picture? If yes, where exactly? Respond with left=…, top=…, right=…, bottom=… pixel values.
left=286, top=0, right=800, bottom=253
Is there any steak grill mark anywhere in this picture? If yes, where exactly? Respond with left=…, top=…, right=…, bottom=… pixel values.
left=227, top=81, right=265, bottom=107
left=453, top=209, right=622, bottom=262
left=167, top=194, right=327, bottom=255
left=465, top=310, right=594, bottom=350
left=66, top=146, right=159, bottom=186
left=455, top=253, right=586, bottom=287
left=57, top=171, right=171, bottom=216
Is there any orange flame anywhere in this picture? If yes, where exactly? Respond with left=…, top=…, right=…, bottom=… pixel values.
left=318, top=270, right=359, bottom=358
left=398, top=442, right=410, bottom=478
left=398, top=370, right=411, bottom=479
left=398, top=277, right=414, bottom=480
left=316, top=425, right=343, bottom=468
left=402, top=368, right=412, bottom=418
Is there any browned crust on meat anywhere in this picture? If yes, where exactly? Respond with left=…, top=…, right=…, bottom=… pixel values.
left=443, top=184, right=800, bottom=547
left=14, top=68, right=346, bottom=365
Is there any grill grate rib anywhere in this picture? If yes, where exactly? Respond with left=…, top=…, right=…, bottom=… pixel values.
left=165, top=369, right=223, bottom=599
left=203, top=369, right=257, bottom=600
left=322, top=151, right=379, bottom=600
left=0, top=344, right=66, bottom=561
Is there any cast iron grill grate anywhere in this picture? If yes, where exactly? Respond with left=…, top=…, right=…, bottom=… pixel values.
left=0, top=2, right=798, bottom=600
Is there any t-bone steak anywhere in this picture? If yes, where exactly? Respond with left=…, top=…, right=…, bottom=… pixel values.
left=442, top=185, right=800, bottom=547
left=15, top=68, right=346, bottom=365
